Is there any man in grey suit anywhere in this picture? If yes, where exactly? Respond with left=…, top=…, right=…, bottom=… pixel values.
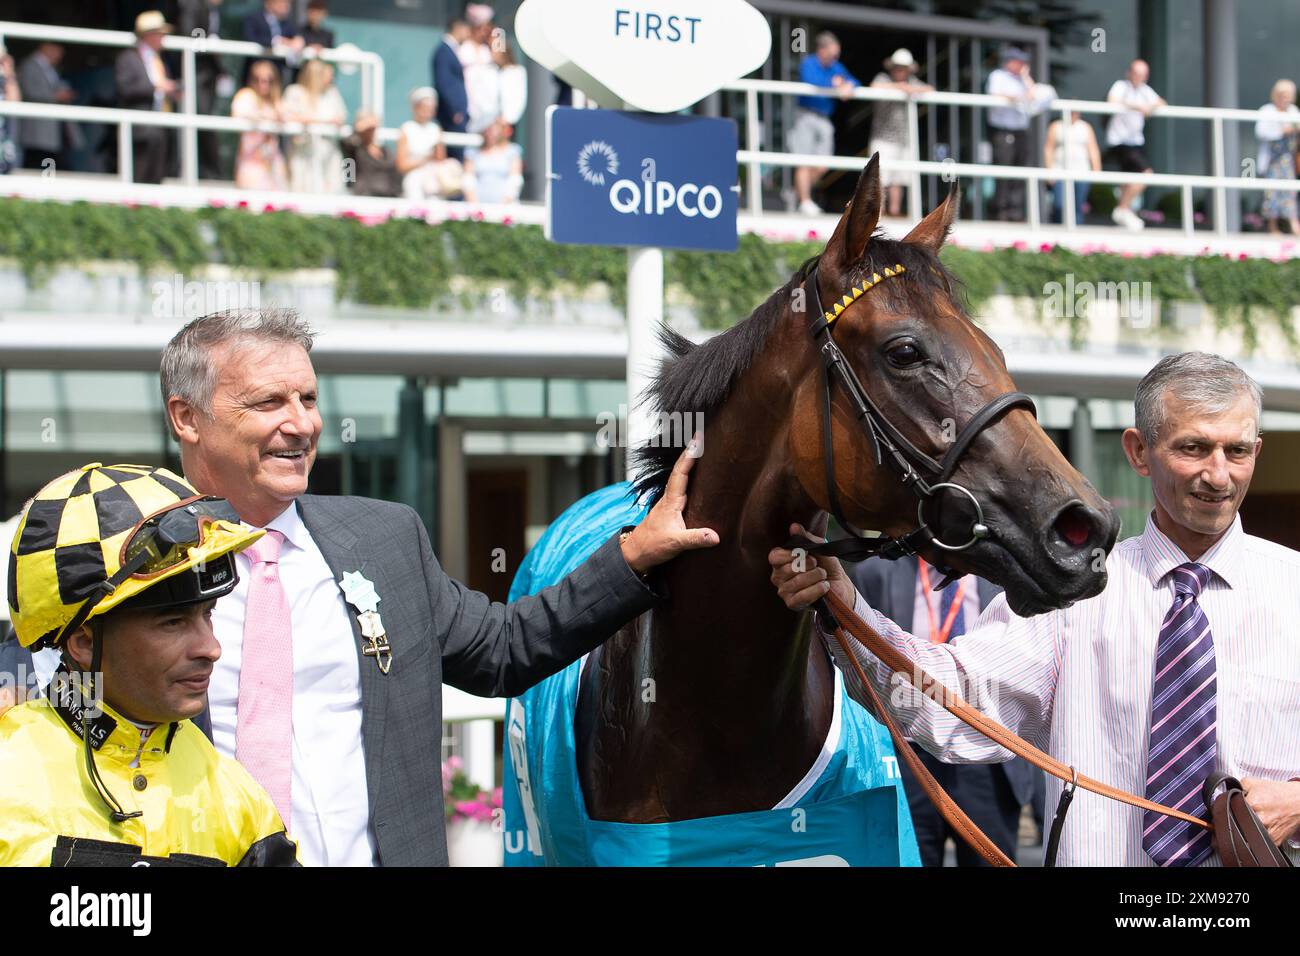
left=114, top=11, right=178, bottom=184
left=849, top=555, right=1042, bottom=866
left=17, top=43, right=81, bottom=171
left=158, top=308, right=716, bottom=866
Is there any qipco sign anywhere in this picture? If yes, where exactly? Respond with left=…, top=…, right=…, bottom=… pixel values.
left=608, top=176, right=726, bottom=220
left=547, top=107, right=738, bottom=252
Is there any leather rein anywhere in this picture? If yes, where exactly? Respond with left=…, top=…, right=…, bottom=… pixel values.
left=792, top=264, right=1212, bottom=866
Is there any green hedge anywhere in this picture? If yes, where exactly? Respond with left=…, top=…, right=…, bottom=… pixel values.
left=0, top=198, right=1296, bottom=349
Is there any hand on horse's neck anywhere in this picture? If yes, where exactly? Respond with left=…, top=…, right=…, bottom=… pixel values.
left=577, top=345, right=835, bottom=821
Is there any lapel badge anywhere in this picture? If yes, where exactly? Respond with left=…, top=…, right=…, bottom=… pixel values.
left=340, top=571, right=392, bottom=675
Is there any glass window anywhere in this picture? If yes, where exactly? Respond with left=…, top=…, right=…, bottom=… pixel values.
left=317, top=374, right=406, bottom=454
left=442, top=378, right=546, bottom=418
left=546, top=379, right=627, bottom=419
left=2, top=370, right=168, bottom=514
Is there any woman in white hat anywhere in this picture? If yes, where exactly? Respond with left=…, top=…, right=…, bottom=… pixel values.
left=397, top=86, right=464, bottom=200
left=869, top=49, right=932, bottom=217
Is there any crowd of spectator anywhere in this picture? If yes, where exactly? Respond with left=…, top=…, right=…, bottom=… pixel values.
left=0, top=10, right=1293, bottom=229
left=0, top=2, right=526, bottom=207
left=789, top=34, right=1299, bottom=234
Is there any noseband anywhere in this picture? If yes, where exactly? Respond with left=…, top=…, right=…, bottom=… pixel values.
left=800, top=264, right=1037, bottom=585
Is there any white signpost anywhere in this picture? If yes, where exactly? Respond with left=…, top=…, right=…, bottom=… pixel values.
left=517, top=0, right=770, bottom=471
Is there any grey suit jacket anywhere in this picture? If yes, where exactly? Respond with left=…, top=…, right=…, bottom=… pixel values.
left=114, top=48, right=160, bottom=114
left=847, top=555, right=1038, bottom=806
left=289, top=494, right=658, bottom=865
left=16, top=55, right=61, bottom=152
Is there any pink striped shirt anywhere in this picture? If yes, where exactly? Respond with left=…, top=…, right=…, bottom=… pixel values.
left=825, top=512, right=1300, bottom=866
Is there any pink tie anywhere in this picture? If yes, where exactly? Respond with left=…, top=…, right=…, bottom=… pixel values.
left=235, top=529, right=293, bottom=828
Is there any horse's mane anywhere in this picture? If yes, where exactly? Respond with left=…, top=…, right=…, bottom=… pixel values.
left=631, top=232, right=963, bottom=503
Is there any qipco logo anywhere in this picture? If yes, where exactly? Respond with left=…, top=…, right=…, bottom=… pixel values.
left=608, top=177, right=724, bottom=219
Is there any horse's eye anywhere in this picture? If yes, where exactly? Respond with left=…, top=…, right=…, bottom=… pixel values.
left=885, top=342, right=923, bottom=368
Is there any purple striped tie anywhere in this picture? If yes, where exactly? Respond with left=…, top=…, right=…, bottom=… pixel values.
left=1142, top=561, right=1217, bottom=866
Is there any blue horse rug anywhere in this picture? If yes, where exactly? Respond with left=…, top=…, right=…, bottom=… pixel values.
left=501, top=482, right=921, bottom=866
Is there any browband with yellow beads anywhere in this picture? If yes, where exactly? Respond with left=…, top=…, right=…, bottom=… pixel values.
left=822, top=264, right=906, bottom=326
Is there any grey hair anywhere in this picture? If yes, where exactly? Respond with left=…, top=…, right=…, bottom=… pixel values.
left=815, top=31, right=839, bottom=49
left=160, top=309, right=316, bottom=438
left=1134, top=351, right=1263, bottom=444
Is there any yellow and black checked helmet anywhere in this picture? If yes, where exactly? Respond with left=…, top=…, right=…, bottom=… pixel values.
left=7, top=463, right=262, bottom=649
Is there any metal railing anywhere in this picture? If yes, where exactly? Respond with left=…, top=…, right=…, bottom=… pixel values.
left=0, top=19, right=391, bottom=186
left=724, top=77, right=1300, bottom=236
left=0, top=99, right=483, bottom=185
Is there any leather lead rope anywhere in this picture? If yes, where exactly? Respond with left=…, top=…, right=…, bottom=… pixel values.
left=827, top=622, right=1016, bottom=866
left=1042, top=772, right=1077, bottom=868
left=818, top=590, right=1211, bottom=867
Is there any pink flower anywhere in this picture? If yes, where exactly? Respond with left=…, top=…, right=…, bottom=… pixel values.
left=807, top=230, right=819, bottom=240
left=1012, top=240, right=1028, bottom=251
left=502, top=215, right=514, bottom=226
left=210, top=199, right=226, bottom=209
left=447, top=755, right=464, bottom=771
left=1039, top=242, right=1053, bottom=253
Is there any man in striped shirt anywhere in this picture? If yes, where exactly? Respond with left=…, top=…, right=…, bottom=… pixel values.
left=770, top=351, right=1300, bottom=865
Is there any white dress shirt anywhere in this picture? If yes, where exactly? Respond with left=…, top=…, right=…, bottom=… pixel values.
left=209, top=503, right=377, bottom=867
left=986, top=68, right=1033, bottom=131
left=136, top=42, right=166, bottom=112
left=825, top=512, right=1300, bottom=866
left=1106, top=79, right=1161, bottom=147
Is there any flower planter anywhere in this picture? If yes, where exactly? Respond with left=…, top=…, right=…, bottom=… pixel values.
left=447, top=816, right=503, bottom=867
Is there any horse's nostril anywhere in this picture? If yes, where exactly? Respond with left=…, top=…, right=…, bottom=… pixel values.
left=1053, top=503, right=1093, bottom=548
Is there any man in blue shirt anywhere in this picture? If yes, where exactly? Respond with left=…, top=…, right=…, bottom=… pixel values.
left=789, top=31, right=858, bottom=215
left=985, top=46, right=1039, bottom=222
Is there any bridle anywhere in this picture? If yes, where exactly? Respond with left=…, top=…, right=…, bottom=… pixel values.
left=795, top=263, right=1218, bottom=867
left=800, top=263, right=1037, bottom=584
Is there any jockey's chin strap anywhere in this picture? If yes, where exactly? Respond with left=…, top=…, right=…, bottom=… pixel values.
left=800, top=263, right=1037, bottom=588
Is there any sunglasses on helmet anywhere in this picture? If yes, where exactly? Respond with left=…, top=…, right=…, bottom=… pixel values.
left=50, top=497, right=245, bottom=649
left=120, top=496, right=243, bottom=580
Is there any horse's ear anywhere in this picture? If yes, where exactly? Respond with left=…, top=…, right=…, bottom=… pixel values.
left=903, top=182, right=961, bottom=252
left=823, top=154, right=882, bottom=273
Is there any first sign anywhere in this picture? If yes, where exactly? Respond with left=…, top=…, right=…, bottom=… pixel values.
left=517, top=0, right=771, bottom=113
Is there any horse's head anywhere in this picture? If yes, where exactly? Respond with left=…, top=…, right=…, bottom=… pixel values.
left=788, top=156, right=1119, bottom=615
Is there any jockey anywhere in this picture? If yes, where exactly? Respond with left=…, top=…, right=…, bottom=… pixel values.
left=0, top=463, right=299, bottom=867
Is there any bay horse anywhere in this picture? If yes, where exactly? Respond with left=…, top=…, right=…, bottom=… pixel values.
left=572, top=157, right=1121, bottom=824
